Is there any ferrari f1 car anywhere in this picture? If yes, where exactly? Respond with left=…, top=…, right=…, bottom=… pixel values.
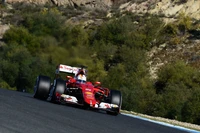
left=33, top=64, right=122, bottom=115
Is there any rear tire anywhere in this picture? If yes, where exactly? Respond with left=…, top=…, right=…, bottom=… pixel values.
left=33, top=75, right=51, bottom=100
left=107, top=90, right=122, bottom=115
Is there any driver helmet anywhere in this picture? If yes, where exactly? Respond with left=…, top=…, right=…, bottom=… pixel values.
left=76, top=69, right=86, bottom=83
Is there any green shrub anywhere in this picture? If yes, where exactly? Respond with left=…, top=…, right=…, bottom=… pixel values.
left=154, top=61, right=200, bottom=120
left=22, top=8, right=65, bottom=38
left=161, top=23, right=178, bottom=36
left=169, top=36, right=182, bottom=45
left=177, top=12, right=192, bottom=34
left=182, top=89, right=200, bottom=124
left=3, top=26, right=40, bottom=55
left=0, top=81, right=17, bottom=91
left=92, top=14, right=163, bottom=49
left=1, top=60, right=19, bottom=87
left=159, top=84, right=191, bottom=120
left=155, top=61, right=198, bottom=93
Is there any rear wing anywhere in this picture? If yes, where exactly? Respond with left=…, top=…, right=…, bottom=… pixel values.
left=56, top=64, right=87, bottom=76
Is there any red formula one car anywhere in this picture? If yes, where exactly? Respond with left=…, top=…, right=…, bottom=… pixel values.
left=33, top=64, right=122, bottom=115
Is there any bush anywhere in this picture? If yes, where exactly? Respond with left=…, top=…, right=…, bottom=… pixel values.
left=182, top=89, right=200, bottom=124
left=92, top=13, right=163, bottom=49
left=161, top=23, right=178, bottom=37
left=155, top=61, right=199, bottom=93
left=3, top=26, right=40, bottom=55
left=1, top=59, right=19, bottom=87
left=169, top=36, right=182, bottom=45
left=177, top=12, right=192, bottom=35
left=0, top=81, right=17, bottom=91
left=22, top=8, right=65, bottom=38
left=153, top=61, right=200, bottom=120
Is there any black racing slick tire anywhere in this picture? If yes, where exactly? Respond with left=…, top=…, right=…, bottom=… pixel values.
left=107, top=90, right=122, bottom=115
left=51, top=79, right=66, bottom=102
left=33, top=75, right=51, bottom=100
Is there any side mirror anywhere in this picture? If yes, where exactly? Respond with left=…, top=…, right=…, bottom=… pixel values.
left=66, top=76, right=76, bottom=83
left=94, top=81, right=101, bottom=85
left=66, top=76, right=72, bottom=79
left=94, top=81, right=101, bottom=87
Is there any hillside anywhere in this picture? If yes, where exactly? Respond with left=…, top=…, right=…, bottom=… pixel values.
left=120, top=0, right=200, bottom=79
left=0, top=0, right=200, bottom=78
left=4, top=0, right=113, bottom=8
left=1, top=0, right=200, bottom=125
left=120, top=0, right=200, bottom=20
left=1, top=0, right=200, bottom=79
left=3, top=0, right=200, bottom=19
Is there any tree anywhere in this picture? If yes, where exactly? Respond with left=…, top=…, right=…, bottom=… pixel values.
left=154, top=61, right=200, bottom=120
left=155, top=61, right=199, bottom=94
left=3, top=26, right=40, bottom=55
left=182, top=89, right=200, bottom=124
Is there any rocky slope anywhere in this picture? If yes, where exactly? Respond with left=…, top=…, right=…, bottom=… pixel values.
left=120, top=0, right=200, bottom=20
left=1, top=0, right=200, bottom=79
left=4, top=0, right=200, bottom=20
left=118, top=0, right=200, bottom=79
left=5, top=0, right=113, bottom=8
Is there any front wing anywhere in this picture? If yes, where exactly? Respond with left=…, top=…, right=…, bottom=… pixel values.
left=59, top=94, right=119, bottom=111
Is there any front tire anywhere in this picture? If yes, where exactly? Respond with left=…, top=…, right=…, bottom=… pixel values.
left=33, top=75, right=51, bottom=100
left=107, top=90, right=122, bottom=115
left=50, top=79, right=66, bottom=102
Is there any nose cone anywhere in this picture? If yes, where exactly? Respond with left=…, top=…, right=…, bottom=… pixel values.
left=83, top=86, right=96, bottom=106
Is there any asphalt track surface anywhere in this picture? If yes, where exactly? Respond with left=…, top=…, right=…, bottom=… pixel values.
left=0, top=88, right=191, bottom=133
